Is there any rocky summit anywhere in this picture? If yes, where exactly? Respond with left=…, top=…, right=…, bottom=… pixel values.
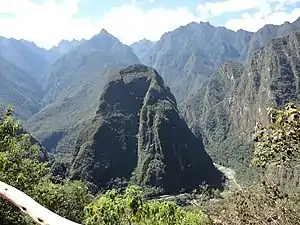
left=69, top=64, right=224, bottom=194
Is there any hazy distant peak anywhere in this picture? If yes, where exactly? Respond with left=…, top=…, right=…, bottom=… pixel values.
left=199, top=21, right=212, bottom=26
left=99, top=28, right=110, bottom=35
left=137, top=38, right=153, bottom=44
left=91, top=28, right=119, bottom=43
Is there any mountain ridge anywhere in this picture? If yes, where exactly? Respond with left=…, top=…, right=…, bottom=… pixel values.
left=133, top=17, right=300, bottom=102
left=182, top=31, right=300, bottom=175
left=25, top=30, right=141, bottom=156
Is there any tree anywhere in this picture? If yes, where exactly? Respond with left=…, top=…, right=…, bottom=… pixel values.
left=0, top=106, right=49, bottom=225
left=0, top=107, right=92, bottom=225
left=33, top=180, right=93, bottom=223
left=210, top=102, right=300, bottom=225
left=0, top=106, right=209, bottom=225
left=84, top=185, right=210, bottom=225
left=253, top=102, right=300, bottom=168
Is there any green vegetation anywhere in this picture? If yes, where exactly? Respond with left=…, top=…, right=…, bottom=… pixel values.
left=253, top=102, right=300, bottom=168
left=207, top=103, right=300, bottom=224
left=33, top=180, right=92, bottom=223
left=84, top=186, right=209, bottom=225
left=69, top=65, right=223, bottom=194
left=0, top=107, right=91, bottom=224
left=183, top=31, right=300, bottom=185
left=0, top=106, right=48, bottom=225
left=25, top=31, right=140, bottom=155
left=1, top=89, right=300, bottom=225
left=0, top=107, right=211, bottom=225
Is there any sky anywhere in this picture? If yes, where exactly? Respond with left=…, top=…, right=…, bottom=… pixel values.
left=0, top=0, right=300, bottom=49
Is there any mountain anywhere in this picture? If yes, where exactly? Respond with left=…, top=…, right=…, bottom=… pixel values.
left=136, top=22, right=253, bottom=102
left=0, top=37, right=82, bottom=120
left=25, top=30, right=141, bottom=155
left=247, top=17, right=300, bottom=58
left=0, top=56, right=43, bottom=120
left=42, top=29, right=140, bottom=104
left=47, top=39, right=84, bottom=63
left=69, top=64, right=224, bottom=194
left=20, top=39, right=48, bottom=57
left=137, top=18, right=300, bottom=102
left=0, top=37, right=49, bottom=81
left=182, top=31, right=300, bottom=175
left=131, top=39, right=155, bottom=60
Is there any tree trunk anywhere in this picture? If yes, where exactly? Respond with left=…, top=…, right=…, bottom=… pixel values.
left=0, top=181, right=81, bottom=225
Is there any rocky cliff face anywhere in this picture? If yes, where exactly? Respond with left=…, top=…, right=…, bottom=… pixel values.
left=183, top=31, right=300, bottom=171
left=232, top=31, right=300, bottom=133
left=69, top=64, right=223, bottom=194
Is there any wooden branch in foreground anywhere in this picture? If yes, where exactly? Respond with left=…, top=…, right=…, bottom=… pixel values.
left=0, top=181, right=81, bottom=225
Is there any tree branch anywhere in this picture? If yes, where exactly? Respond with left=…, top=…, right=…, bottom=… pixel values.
left=0, top=181, right=81, bottom=225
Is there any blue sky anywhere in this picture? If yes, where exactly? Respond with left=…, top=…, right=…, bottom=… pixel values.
left=0, top=0, right=299, bottom=49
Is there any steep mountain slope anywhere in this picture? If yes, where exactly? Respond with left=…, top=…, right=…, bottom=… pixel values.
left=20, top=39, right=48, bottom=57
left=138, top=17, right=300, bottom=102
left=47, top=39, right=84, bottom=63
left=247, top=17, right=300, bottom=57
left=25, top=30, right=140, bottom=154
left=0, top=56, right=42, bottom=120
left=131, top=39, right=155, bottom=61
left=0, top=37, right=49, bottom=81
left=42, top=29, right=140, bottom=105
left=69, top=64, right=223, bottom=194
left=137, top=22, right=253, bottom=102
left=183, top=31, right=300, bottom=173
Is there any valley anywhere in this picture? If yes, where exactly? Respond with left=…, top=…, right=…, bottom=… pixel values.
left=1, top=15, right=300, bottom=225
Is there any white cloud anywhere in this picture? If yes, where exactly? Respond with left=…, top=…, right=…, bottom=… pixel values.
left=96, top=5, right=200, bottom=45
left=0, top=0, right=202, bottom=49
left=225, top=8, right=300, bottom=32
left=197, top=0, right=299, bottom=19
left=197, top=0, right=264, bottom=18
left=0, top=0, right=96, bottom=48
left=197, top=0, right=300, bottom=33
left=0, top=0, right=299, bottom=49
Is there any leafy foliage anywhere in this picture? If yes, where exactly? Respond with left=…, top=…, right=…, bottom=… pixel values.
left=0, top=106, right=213, bottom=225
left=33, top=180, right=93, bottom=223
left=209, top=102, right=300, bottom=225
left=84, top=185, right=210, bottom=225
left=211, top=184, right=300, bottom=225
left=253, top=102, right=300, bottom=168
left=0, top=106, right=49, bottom=225
left=0, top=107, right=91, bottom=224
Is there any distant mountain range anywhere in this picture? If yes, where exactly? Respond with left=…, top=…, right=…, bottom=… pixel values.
left=26, top=29, right=140, bottom=156
left=0, top=56, right=42, bottom=120
left=1, top=17, right=300, bottom=192
left=132, top=18, right=300, bottom=102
